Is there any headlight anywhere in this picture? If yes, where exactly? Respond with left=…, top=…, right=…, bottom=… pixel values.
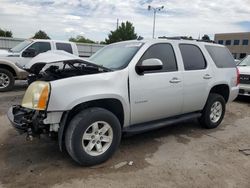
left=21, top=81, right=50, bottom=110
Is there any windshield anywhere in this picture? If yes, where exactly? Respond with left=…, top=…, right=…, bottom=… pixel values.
left=89, top=42, right=144, bottom=70
left=238, top=55, right=250, bottom=66
left=10, top=40, right=33, bottom=53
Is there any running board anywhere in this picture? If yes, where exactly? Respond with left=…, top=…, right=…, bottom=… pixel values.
left=123, top=112, right=201, bottom=135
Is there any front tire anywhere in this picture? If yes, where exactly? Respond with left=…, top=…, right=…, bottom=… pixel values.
left=0, top=68, right=15, bottom=92
left=199, top=93, right=226, bottom=129
left=65, top=107, right=121, bottom=166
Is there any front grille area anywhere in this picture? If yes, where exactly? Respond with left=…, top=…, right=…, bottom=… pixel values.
left=240, top=74, right=250, bottom=84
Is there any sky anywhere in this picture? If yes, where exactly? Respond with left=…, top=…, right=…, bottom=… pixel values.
left=0, top=0, right=250, bottom=42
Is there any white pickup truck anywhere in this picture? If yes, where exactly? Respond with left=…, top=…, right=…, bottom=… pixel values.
left=0, top=39, right=78, bottom=91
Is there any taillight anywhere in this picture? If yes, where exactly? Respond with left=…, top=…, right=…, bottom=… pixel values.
left=236, top=67, right=240, bottom=86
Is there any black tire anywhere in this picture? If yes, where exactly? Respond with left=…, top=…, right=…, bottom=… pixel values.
left=199, top=93, right=226, bottom=129
left=65, top=107, right=121, bottom=166
left=0, top=68, right=15, bottom=92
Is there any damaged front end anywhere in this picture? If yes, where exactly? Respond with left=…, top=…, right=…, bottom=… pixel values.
left=7, top=105, right=48, bottom=140
left=7, top=81, right=54, bottom=140
left=24, top=51, right=111, bottom=83
left=7, top=51, right=111, bottom=140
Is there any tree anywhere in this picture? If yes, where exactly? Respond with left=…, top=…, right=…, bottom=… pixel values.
left=0, top=28, right=13, bottom=37
left=201, top=34, right=210, bottom=41
left=105, top=21, right=137, bottom=44
left=69, top=35, right=95, bottom=44
left=32, top=30, right=50, bottom=39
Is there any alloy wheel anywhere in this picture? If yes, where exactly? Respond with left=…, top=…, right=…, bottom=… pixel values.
left=82, top=121, right=113, bottom=156
left=0, top=73, right=10, bottom=89
left=210, top=101, right=223, bottom=123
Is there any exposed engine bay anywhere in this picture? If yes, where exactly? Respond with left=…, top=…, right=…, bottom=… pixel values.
left=26, top=59, right=111, bottom=83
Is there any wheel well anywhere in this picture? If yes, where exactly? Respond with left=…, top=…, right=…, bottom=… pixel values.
left=64, top=98, right=124, bottom=131
left=0, top=64, right=17, bottom=77
left=210, top=84, right=229, bottom=102
left=69, top=99, right=124, bottom=125
left=59, top=98, right=124, bottom=151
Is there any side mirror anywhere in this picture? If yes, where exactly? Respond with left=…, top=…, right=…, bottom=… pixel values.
left=22, top=48, right=37, bottom=58
left=136, top=58, right=163, bottom=75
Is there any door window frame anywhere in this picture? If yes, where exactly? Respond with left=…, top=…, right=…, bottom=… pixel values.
left=22, top=41, right=51, bottom=57
left=179, top=43, right=207, bottom=71
left=135, top=43, right=178, bottom=75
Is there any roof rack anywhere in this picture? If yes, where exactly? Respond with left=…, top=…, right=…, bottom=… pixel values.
left=158, top=36, right=216, bottom=43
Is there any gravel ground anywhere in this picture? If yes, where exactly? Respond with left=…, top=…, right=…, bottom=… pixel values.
left=0, top=82, right=249, bottom=188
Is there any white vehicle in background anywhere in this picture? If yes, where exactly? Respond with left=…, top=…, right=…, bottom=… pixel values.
left=237, top=55, right=250, bottom=96
left=8, top=39, right=239, bottom=166
left=0, top=39, right=78, bottom=91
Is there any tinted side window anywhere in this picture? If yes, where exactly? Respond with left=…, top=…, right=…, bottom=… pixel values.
left=205, top=45, right=235, bottom=68
left=179, top=44, right=206, bottom=70
left=27, top=42, right=51, bottom=54
left=56, top=43, right=73, bottom=54
left=139, top=43, right=177, bottom=73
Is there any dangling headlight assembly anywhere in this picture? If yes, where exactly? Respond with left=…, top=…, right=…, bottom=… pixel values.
left=21, top=81, right=50, bottom=110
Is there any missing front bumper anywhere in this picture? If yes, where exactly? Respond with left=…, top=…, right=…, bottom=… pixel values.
left=7, top=105, right=47, bottom=136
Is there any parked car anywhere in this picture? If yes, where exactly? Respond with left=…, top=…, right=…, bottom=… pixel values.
left=0, top=39, right=78, bottom=91
left=7, top=39, right=239, bottom=166
left=237, top=55, right=250, bottom=96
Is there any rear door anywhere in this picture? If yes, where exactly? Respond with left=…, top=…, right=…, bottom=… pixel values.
left=129, top=43, right=183, bottom=125
left=179, top=44, right=214, bottom=113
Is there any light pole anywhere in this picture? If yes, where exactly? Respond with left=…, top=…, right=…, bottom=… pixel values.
left=148, top=5, right=164, bottom=39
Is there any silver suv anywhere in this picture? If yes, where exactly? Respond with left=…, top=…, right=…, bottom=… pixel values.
left=8, top=39, right=239, bottom=166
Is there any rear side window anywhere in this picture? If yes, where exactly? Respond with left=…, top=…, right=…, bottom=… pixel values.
left=179, top=44, right=206, bottom=70
left=139, top=43, right=177, bottom=73
left=205, top=45, right=235, bottom=68
left=56, top=43, right=73, bottom=54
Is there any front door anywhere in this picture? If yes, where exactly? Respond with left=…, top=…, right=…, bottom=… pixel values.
left=129, top=43, right=183, bottom=125
left=19, top=41, right=52, bottom=67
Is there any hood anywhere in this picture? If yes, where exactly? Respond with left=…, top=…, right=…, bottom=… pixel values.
left=0, top=49, right=11, bottom=56
left=24, top=50, right=82, bottom=69
left=0, top=49, right=20, bottom=58
left=238, top=66, right=250, bottom=75
left=0, top=49, right=9, bottom=54
left=25, top=50, right=111, bottom=83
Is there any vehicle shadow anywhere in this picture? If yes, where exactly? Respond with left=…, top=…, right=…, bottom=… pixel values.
left=235, top=96, right=250, bottom=104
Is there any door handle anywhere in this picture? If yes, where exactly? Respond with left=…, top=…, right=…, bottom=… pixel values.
left=169, top=77, right=181, bottom=83
left=203, top=74, right=212, bottom=79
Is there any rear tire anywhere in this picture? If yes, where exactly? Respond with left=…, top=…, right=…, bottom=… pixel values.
left=0, top=68, right=14, bottom=92
left=65, top=107, right=121, bottom=166
left=199, top=93, right=225, bottom=129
